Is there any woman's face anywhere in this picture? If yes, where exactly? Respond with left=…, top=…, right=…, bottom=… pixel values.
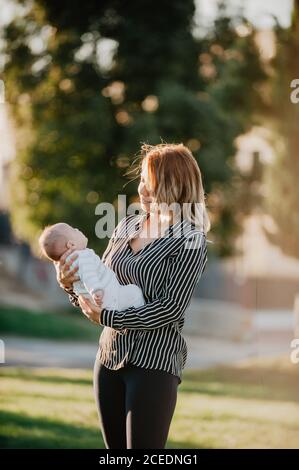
left=138, top=162, right=155, bottom=213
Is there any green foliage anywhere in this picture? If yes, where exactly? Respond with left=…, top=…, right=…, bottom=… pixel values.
left=2, top=0, right=267, bottom=256
left=0, top=305, right=101, bottom=341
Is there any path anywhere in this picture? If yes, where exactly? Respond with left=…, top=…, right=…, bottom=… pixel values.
left=1, top=325, right=294, bottom=370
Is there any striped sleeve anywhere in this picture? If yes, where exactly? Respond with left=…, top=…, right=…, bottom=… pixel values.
left=100, top=232, right=207, bottom=330
left=64, top=286, right=80, bottom=308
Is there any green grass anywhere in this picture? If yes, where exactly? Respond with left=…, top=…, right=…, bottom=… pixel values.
left=1, top=355, right=299, bottom=448
left=0, top=305, right=102, bottom=342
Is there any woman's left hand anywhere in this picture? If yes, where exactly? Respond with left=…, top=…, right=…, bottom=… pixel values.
left=78, top=291, right=104, bottom=324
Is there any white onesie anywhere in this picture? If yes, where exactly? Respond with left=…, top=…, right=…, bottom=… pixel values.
left=66, top=248, right=145, bottom=310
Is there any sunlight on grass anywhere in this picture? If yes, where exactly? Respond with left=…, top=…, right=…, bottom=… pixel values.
left=1, top=355, right=299, bottom=449
left=0, top=367, right=102, bottom=448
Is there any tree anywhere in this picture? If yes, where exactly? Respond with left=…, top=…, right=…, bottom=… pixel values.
left=1, top=0, right=267, bottom=256
left=263, top=0, right=299, bottom=258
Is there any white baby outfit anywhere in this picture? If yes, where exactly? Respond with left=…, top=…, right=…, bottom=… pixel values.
left=66, top=248, right=145, bottom=310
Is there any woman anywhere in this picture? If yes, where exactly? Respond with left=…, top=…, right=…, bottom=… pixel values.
left=56, top=142, right=210, bottom=449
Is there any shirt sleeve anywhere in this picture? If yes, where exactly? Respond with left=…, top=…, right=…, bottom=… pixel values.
left=100, top=232, right=208, bottom=330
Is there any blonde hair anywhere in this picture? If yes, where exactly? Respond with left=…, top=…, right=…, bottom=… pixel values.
left=126, top=142, right=211, bottom=235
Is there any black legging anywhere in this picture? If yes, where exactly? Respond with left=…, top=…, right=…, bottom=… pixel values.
left=93, top=359, right=180, bottom=449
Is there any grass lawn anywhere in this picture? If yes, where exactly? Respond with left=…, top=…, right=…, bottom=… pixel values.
left=0, top=305, right=102, bottom=342
left=0, top=354, right=299, bottom=449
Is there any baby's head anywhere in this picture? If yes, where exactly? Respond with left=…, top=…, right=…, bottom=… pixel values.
left=38, top=222, right=88, bottom=262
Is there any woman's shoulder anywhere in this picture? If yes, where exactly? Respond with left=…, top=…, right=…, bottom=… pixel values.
left=185, top=228, right=206, bottom=241
left=173, top=218, right=206, bottom=240
left=173, top=219, right=206, bottom=250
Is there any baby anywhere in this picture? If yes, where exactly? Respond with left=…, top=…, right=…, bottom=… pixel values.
left=38, top=222, right=145, bottom=310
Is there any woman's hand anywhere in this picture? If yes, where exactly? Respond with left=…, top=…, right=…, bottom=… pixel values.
left=78, top=291, right=104, bottom=324
left=54, top=247, right=80, bottom=290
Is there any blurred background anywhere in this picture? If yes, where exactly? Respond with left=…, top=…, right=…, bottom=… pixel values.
left=0, top=0, right=299, bottom=449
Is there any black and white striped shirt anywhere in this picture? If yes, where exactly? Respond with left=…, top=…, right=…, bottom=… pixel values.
left=67, top=212, right=208, bottom=385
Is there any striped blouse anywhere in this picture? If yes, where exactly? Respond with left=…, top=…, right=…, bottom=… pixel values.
left=66, top=211, right=208, bottom=385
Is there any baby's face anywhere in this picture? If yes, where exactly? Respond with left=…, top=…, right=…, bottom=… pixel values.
left=54, top=223, right=88, bottom=251
left=67, top=226, right=88, bottom=250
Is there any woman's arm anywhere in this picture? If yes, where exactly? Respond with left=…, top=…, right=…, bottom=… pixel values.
left=98, top=232, right=207, bottom=331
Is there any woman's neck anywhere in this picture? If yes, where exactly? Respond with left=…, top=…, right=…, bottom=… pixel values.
left=146, top=210, right=179, bottom=235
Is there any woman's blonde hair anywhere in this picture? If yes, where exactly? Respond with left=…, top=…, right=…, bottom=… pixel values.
left=125, top=142, right=211, bottom=235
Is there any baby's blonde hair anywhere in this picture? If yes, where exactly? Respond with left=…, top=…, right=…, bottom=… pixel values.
left=38, top=223, right=69, bottom=261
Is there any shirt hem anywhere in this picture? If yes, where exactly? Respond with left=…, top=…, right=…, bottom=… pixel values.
left=95, top=350, right=182, bottom=385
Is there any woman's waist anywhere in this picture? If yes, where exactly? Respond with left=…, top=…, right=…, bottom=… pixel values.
left=99, top=323, right=185, bottom=349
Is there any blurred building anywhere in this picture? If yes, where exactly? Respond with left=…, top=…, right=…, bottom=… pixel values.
left=196, top=213, right=299, bottom=311
left=195, top=123, right=299, bottom=313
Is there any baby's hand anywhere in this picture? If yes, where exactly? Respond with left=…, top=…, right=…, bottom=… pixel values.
left=92, top=289, right=104, bottom=306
